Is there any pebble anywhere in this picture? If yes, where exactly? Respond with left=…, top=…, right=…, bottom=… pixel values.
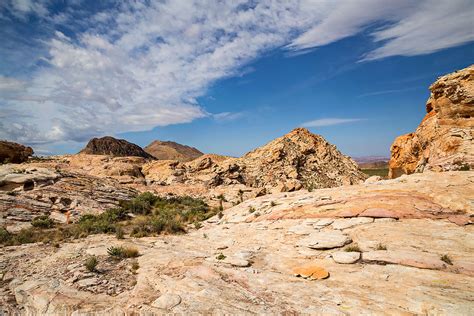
left=332, top=251, right=360, bottom=264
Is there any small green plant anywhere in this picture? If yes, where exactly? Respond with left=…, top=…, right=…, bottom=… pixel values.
left=238, top=189, right=244, bottom=203
left=216, top=253, right=226, bottom=260
left=248, top=206, right=256, bottom=213
left=203, top=233, right=208, bottom=239
left=217, top=211, right=224, bottom=219
left=270, top=201, right=277, bottom=207
left=85, top=256, right=98, bottom=272
left=115, top=226, right=125, bottom=239
left=0, top=227, right=11, bottom=243
left=254, top=212, right=261, bottom=217
left=345, top=244, right=361, bottom=252
left=376, top=243, right=387, bottom=250
left=194, top=221, right=202, bottom=229
left=131, top=260, right=139, bottom=272
left=107, top=246, right=140, bottom=259
left=440, top=254, right=453, bottom=265
left=31, top=215, right=54, bottom=229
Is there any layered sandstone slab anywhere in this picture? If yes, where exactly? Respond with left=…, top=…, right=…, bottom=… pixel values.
left=389, top=65, right=474, bottom=178
left=1, top=171, right=473, bottom=314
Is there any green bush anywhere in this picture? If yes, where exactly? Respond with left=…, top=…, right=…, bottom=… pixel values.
left=0, top=227, right=11, bottom=243
left=345, top=244, right=361, bottom=252
left=107, top=246, right=140, bottom=259
left=85, top=256, right=98, bottom=272
left=31, top=215, right=54, bottom=229
left=216, top=253, right=226, bottom=260
left=440, top=254, right=453, bottom=265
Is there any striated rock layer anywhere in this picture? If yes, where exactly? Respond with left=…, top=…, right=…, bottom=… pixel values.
left=389, top=65, right=474, bottom=178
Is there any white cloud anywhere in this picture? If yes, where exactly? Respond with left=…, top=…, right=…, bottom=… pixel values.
left=288, top=0, right=474, bottom=60
left=301, top=118, right=365, bottom=127
left=1, top=0, right=473, bottom=151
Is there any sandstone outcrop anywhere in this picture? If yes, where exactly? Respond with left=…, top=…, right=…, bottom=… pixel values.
left=80, top=136, right=153, bottom=159
left=389, top=65, right=474, bottom=178
left=143, top=128, right=366, bottom=192
left=0, top=164, right=137, bottom=230
left=0, top=141, right=33, bottom=164
left=144, top=140, right=203, bottom=161
left=1, top=171, right=473, bottom=314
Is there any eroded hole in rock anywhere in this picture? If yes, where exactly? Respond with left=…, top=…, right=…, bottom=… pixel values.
left=23, top=180, right=35, bottom=191
left=60, top=197, right=72, bottom=206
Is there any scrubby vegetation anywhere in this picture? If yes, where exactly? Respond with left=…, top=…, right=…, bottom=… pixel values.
left=31, top=215, right=55, bottom=229
left=107, top=246, right=140, bottom=259
left=440, top=254, right=453, bottom=265
left=345, top=244, right=361, bottom=252
left=85, top=256, right=98, bottom=272
left=0, top=192, right=220, bottom=246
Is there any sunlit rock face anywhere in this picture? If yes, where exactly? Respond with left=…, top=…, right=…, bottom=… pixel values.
left=389, top=65, right=474, bottom=178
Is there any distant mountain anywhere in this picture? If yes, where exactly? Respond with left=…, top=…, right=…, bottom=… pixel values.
left=79, top=136, right=154, bottom=159
left=144, top=140, right=203, bottom=162
left=143, top=128, right=367, bottom=190
left=353, top=156, right=389, bottom=169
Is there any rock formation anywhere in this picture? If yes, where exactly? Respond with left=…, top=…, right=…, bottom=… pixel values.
left=389, top=65, right=474, bottom=178
left=143, top=128, right=366, bottom=192
left=1, top=171, right=473, bottom=314
left=144, top=140, right=203, bottom=161
left=0, top=140, right=33, bottom=163
left=80, top=136, right=153, bottom=159
left=0, top=164, right=137, bottom=231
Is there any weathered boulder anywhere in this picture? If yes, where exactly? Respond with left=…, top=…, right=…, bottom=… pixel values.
left=0, top=141, right=33, bottom=163
left=389, top=65, right=474, bottom=178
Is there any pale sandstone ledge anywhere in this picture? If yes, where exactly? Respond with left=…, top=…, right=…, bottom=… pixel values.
left=0, top=170, right=473, bottom=314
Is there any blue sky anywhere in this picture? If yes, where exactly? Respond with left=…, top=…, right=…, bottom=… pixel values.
left=1, top=1, right=473, bottom=157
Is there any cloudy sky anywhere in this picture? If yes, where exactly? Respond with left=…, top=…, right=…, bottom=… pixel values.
left=1, top=0, right=473, bottom=156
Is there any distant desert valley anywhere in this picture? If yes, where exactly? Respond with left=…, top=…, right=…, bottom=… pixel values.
left=0, top=63, right=472, bottom=314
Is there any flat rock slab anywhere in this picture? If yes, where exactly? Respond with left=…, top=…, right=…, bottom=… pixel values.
left=222, top=257, right=250, bottom=267
left=297, top=231, right=352, bottom=249
left=152, top=293, right=182, bottom=310
left=359, top=208, right=400, bottom=219
left=362, top=250, right=447, bottom=270
left=331, top=217, right=374, bottom=230
left=332, top=251, right=360, bottom=264
left=287, top=224, right=316, bottom=235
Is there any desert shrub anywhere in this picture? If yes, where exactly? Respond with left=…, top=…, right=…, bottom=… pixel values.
left=85, top=256, right=98, bottom=272
left=131, top=260, right=139, bottom=272
left=107, top=246, right=139, bottom=259
left=217, top=211, right=224, bottom=219
left=120, top=192, right=158, bottom=215
left=115, top=226, right=124, bottom=239
left=12, top=228, right=36, bottom=245
left=376, top=243, right=387, bottom=250
left=0, top=227, right=11, bottom=243
left=194, top=222, right=202, bottom=229
left=440, top=254, right=453, bottom=265
left=216, top=253, right=226, bottom=260
left=345, top=244, right=361, bottom=252
left=248, top=206, right=256, bottom=213
left=270, top=201, right=277, bottom=207
left=31, top=215, right=55, bottom=229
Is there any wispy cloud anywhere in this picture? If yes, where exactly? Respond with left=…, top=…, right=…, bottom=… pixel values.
left=213, top=112, right=245, bottom=122
left=357, top=86, right=424, bottom=98
left=301, top=118, right=365, bottom=128
left=0, top=0, right=472, bottom=150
